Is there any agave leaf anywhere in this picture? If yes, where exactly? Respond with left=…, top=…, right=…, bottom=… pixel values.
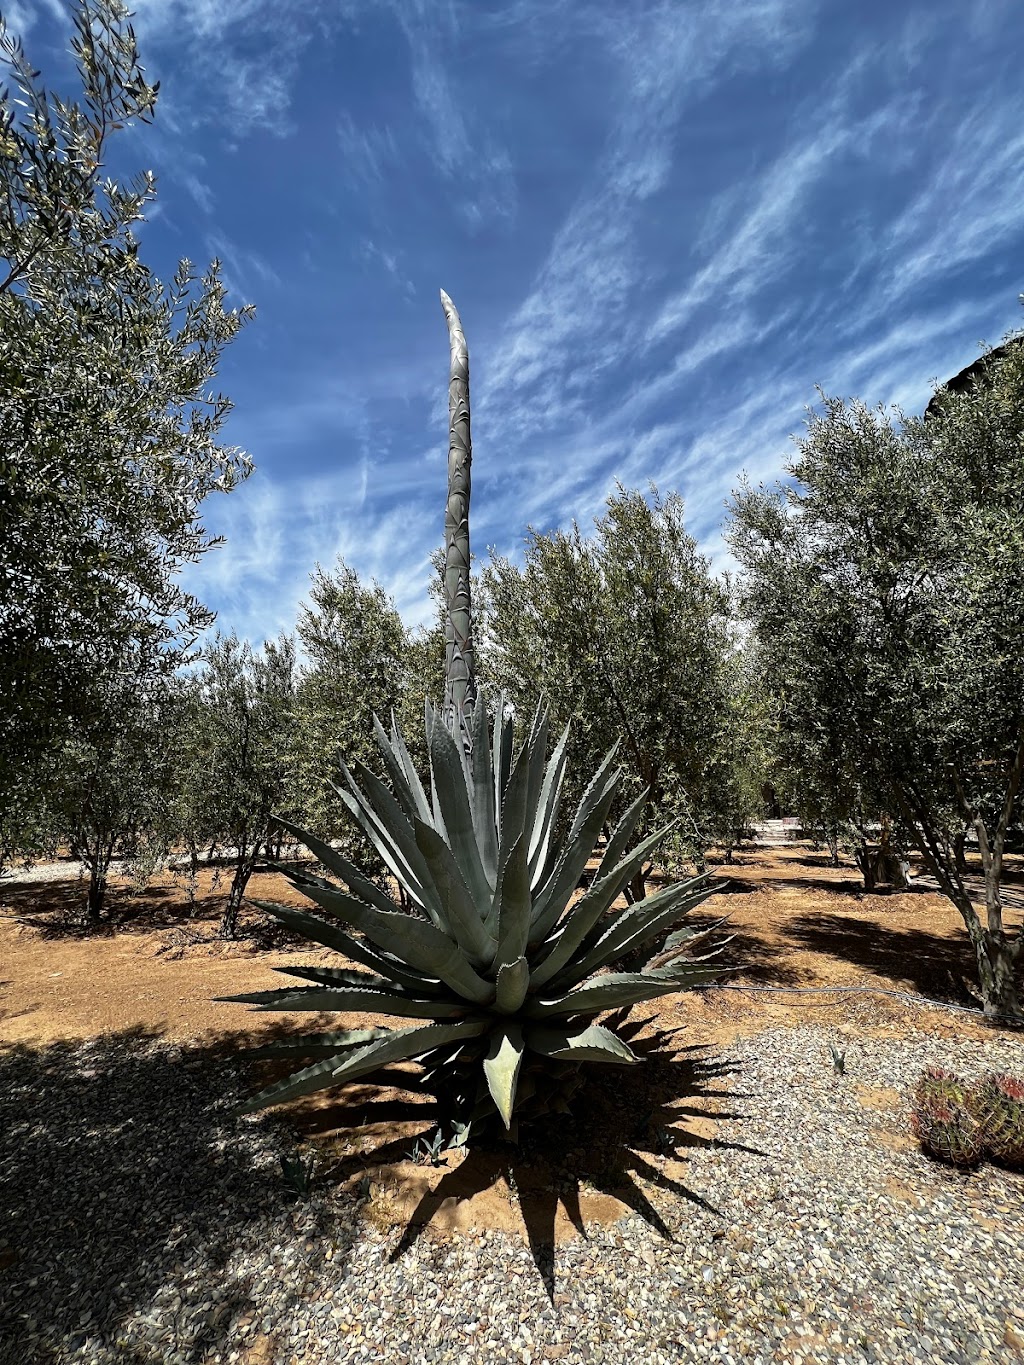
left=527, top=718, right=570, bottom=886
left=217, top=984, right=468, bottom=1020
left=242, top=1027, right=390, bottom=1059
left=487, top=738, right=532, bottom=933
left=390, top=713, right=433, bottom=819
left=271, top=818, right=398, bottom=916
left=347, top=761, right=446, bottom=923
left=483, top=1024, right=525, bottom=1128
left=264, top=858, right=336, bottom=891
left=270, top=964, right=390, bottom=988
left=648, top=932, right=735, bottom=974
left=428, top=713, right=493, bottom=910
left=468, top=690, right=498, bottom=885
left=525, top=964, right=726, bottom=1020
left=529, top=754, right=623, bottom=944
left=331, top=778, right=439, bottom=926
left=373, top=714, right=432, bottom=824
left=467, top=1064, right=539, bottom=1129
left=493, top=832, right=531, bottom=968
left=252, top=890, right=440, bottom=994
left=553, top=878, right=720, bottom=988
left=568, top=741, right=621, bottom=843
left=498, top=736, right=532, bottom=849
left=255, top=897, right=493, bottom=1006
left=659, top=921, right=720, bottom=956
left=427, top=755, right=450, bottom=847
left=523, top=701, right=549, bottom=834
left=414, top=818, right=495, bottom=964
left=417, top=1038, right=484, bottom=1083
left=526, top=1022, right=638, bottom=1064
left=597, top=788, right=649, bottom=876
left=494, top=955, right=530, bottom=1013
left=272, top=962, right=452, bottom=998
left=238, top=1020, right=488, bottom=1114
left=529, top=821, right=680, bottom=989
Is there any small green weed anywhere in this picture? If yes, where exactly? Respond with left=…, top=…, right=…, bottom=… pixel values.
left=280, top=1149, right=317, bottom=1200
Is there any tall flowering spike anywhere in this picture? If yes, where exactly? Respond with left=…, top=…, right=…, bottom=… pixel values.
left=440, top=289, right=477, bottom=741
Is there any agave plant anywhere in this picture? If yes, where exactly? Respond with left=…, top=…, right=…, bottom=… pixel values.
left=221, top=291, right=725, bottom=1139
left=221, top=693, right=726, bottom=1138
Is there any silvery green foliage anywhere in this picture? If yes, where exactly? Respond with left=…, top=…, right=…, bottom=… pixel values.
left=178, top=633, right=298, bottom=939
left=0, top=1, right=253, bottom=831
left=478, top=486, right=733, bottom=895
left=728, top=343, right=1024, bottom=1024
left=290, top=559, right=409, bottom=866
left=222, top=694, right=726, bottom=1139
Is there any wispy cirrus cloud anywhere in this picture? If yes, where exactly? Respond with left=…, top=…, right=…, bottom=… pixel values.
left=131, top=0, right=348, bottom=136
left=18, top=0, right=1024, bottom=645
left=467, top=0, right=1024, bottom=574
left=384, top=0, right=518, bottom=229
left=476, top=2, right=817, bottom=431
left=337, top=112, right=401, bottom=187
left=189, top=471, right=440, bottom=646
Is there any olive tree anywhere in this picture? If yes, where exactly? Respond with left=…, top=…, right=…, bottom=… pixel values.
left=291, top=559, right=408, bottom=858
left=701, top=643, right=772, bottom=863
left=181, top=633, right=297, bottom=939
left=48, top=671, right=184, bottom=921
left=729, top=345, right=1024, bottom=1025
left=479, top=485, right=732, bottom=897
left=0, top=0, right=253, bottom=850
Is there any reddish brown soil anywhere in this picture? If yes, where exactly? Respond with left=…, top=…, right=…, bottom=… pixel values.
left=2, top=845, right=1008, bottom=1045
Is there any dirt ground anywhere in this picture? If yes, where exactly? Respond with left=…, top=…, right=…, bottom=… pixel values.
left=2, top=844, right=1020, bottom=1242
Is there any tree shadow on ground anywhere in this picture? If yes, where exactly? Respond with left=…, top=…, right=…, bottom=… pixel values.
left=277, top=1015, right=757, bottom=1300
left=771, top=874, right=925, bottom=898
left=0, top=1023, right=360, bottom=1364
left=0, top=979, right=40, bottom=1031
left=781, top=913, right=990, bottom=1008
left=0, top=878, right=308, bottom=952
left=686, top=917, right=809, bottom=987
left=1, top=876, right=196, bottom=939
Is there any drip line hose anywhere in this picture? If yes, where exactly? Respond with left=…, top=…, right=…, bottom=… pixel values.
left=691, top=981, right=1023, bottom=1028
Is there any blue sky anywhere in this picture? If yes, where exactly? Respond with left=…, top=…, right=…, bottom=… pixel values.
left=13, top=0, right=1024, bottom=641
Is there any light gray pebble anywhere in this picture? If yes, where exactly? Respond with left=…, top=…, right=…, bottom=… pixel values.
left=2, top=1024, right=1023, bottom=1364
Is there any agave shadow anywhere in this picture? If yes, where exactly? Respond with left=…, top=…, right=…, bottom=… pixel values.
left=277, top=1015, right=759, bottom=1299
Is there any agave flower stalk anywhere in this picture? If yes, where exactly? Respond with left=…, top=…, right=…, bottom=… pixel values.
left=440, top=290, right=476, bottom=740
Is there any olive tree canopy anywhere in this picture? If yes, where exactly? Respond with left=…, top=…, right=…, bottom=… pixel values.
left=0, top=0, right=253, bottom=846
left=729, top=342, right=1024, bottom=1025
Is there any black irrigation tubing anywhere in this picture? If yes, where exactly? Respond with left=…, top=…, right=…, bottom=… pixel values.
left=691, top=981, right=1024, bottom=1027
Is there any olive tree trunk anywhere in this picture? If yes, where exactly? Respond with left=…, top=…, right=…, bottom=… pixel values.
left=895, top=744, right=1024, bottom=1027
left=73, top=829, right=115, bottom=922
left=220, top=835, right=263, bottom=939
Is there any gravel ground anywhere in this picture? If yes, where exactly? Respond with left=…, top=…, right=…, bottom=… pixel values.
left=2, top=1022, right=1023, bottom=1365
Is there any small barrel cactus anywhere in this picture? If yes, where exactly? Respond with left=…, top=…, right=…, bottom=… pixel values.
left=910, top=1066, right=985, bottom=1169
left=971, top=1072, right=1024, bottom=1168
